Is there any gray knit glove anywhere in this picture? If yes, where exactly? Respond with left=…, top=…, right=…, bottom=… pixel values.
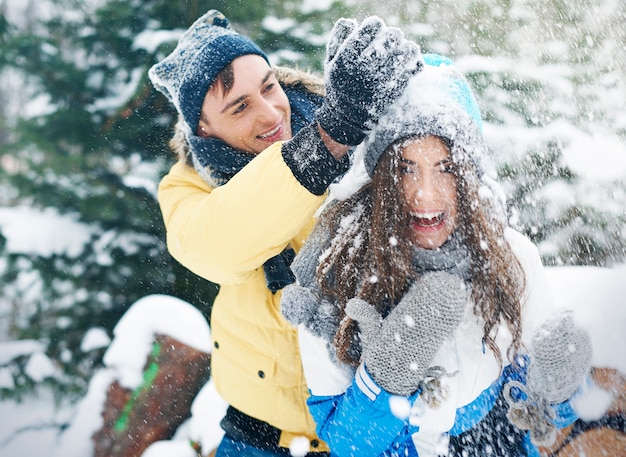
left=345, top=272, right=469, bottom=395
left=505, top=311, right=592, bottom=446
left=317, top=16, right=423, bottom=145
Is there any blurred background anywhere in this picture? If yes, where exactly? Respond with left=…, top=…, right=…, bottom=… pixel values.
left=0, top=0, right=624, bottom=409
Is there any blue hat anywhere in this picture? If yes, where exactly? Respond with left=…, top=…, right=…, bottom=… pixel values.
left=363, top=54, right=486, bottom=177
left=148, top=10, right=269, bottom=134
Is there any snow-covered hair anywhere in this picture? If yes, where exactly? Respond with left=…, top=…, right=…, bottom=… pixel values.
left=283, top=55, right=526, bottom=368
left=363, top=54, right=485, bottom=177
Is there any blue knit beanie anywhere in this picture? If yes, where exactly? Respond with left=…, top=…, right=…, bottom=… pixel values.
left=148, top=10, right=269, bottom=134
left=363, top=54, right=486, bottom=177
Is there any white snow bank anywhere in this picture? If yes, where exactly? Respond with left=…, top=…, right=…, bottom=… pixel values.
left=546, top=264, right=626, bottom=373
left=0, top=206, right=95, bottom=257
left=0, top=339, right=45, bottom=364
left=103, top=294, right=211, bottom=389
left=51, top=369, right=116, bottom=457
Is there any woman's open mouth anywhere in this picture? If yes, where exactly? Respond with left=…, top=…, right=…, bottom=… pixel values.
left=410, top=211, right=447, bottom=230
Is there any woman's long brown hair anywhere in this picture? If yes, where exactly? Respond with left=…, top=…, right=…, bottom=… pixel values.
left=317, top=136, right=526, bottom=368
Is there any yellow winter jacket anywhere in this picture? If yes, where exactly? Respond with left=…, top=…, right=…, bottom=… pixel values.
left=158, top=143, right=329, bottom=452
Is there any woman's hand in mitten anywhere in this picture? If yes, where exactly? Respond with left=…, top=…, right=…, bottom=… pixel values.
left=280, top=214, right=339, bottom=340
left=281, top=283, right=320, bottom=328
left=529, top=310, right=593, bottom=403
left=345, top=272, right=469, bottom=396
left=281, top=283, right=339, bottom=342
left=505, top=310, right=592, bottom=446
left=316, top=16, right=423, bottom=145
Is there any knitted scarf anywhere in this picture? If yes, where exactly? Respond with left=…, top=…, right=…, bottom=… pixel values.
left=188, top=86, right=323, bottom=293
left=411, top=231, right=472, bottom=284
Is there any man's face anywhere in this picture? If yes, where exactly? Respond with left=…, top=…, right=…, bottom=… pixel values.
left=197, top=55, right=292, bottom=153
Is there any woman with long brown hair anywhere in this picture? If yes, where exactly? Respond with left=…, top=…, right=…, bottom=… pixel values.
left=281, top=54, right=593, bottom=456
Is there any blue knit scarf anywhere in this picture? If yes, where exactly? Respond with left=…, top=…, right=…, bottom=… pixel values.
left=188, top=86, right=323, bottom=292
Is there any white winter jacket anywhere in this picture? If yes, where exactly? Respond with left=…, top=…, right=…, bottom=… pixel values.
left=297, top=228, right=578, bottom=456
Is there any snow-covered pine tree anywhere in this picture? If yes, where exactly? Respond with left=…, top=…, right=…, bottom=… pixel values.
left=470, top=0, right=626, bottom=266
left=0, top=0, right=221, bottom=400
left=359, top=0, right=626, bottom=266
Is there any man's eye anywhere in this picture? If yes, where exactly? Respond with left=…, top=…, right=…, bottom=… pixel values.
left=233, top=103, right=247, bottom=114
left=264, top=83, right=275, bottom=93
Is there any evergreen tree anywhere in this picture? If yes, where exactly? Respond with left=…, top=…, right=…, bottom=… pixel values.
left=0, top=0, right=225, bottom=399
left=359, top=0, right=626, bottom=266
left=0, top=0, right=356, bottom=400
left=473, top=0, right=626, bottom=266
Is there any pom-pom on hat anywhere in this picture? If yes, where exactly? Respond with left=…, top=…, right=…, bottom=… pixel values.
left=362, top=54, right=486, bottom=178
left=148, top=10, right=269, bottom=135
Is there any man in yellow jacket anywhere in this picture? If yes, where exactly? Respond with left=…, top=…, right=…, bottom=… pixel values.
left=149, top=9, right=423, bottom=456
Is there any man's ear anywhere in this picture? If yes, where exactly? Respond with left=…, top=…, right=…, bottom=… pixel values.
left=197, top=118, right=210, bottom=137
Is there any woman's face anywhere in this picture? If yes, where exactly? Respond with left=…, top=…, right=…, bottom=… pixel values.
left=399, top=135, right=458, bottom=249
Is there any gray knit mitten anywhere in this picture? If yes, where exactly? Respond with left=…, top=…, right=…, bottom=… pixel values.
left=281, top=218, right=339, bottom=341
left=281, top=283, right=340, bottom=343
left=290, top=217, right=331, bottom=290
left=345, top=272, right=469, bottom=396
left=505, top=311, right=592, bottom=446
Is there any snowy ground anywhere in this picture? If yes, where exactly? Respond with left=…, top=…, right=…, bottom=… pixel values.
left=0, top=263, right=624, bottom=457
